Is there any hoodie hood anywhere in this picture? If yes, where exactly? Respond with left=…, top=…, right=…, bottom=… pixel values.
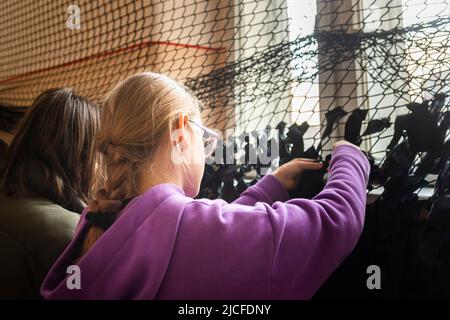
left=41, top=182, right=192, bottom=299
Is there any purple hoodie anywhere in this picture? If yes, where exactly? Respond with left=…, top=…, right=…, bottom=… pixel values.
left=41, top=144, right=370, bottom=299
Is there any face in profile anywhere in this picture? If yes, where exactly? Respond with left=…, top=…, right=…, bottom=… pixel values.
left=169, top=115, right=207, bottom=198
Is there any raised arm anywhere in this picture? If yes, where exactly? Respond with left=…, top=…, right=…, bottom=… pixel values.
left=261, top=144, right=370, bottom=298
left=170, top=143, right=369, bottom=299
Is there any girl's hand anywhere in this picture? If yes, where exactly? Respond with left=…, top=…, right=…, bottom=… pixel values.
left=272, top=158, right=324, bottom=191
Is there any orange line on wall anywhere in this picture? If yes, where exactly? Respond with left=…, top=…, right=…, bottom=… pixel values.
left=0, top=40, right=226, bottom=85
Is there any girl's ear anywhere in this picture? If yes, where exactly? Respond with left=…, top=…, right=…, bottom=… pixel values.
left=179, top=114, right=189, bottom=129
left=176, top=114, right=189, bottom=143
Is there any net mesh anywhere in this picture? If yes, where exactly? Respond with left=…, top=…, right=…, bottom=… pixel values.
left=0, top=0, right=449, bottom=188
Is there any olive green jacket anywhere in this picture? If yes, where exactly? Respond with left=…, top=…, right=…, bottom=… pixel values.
left=0, top=190, right=80, bottom=299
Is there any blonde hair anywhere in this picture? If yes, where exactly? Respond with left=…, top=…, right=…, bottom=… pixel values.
left=78, top=72, right=201, bottom=258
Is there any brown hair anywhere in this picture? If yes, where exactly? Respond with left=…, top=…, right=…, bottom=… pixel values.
left=78, top=72, right=200, bottom=258
left=2, top=88, right=100, bottom=213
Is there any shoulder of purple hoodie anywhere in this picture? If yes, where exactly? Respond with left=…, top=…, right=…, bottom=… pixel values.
left=40, top=144, right=370, bottom=300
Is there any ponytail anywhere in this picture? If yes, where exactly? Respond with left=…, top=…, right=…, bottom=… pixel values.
left=78, top=142, right=139, bottom=259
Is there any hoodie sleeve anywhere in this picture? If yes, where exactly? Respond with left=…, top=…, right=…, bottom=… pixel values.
left=231, top=174, right=290, bottom=206
left=258, top=144, right=370, bottom=298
